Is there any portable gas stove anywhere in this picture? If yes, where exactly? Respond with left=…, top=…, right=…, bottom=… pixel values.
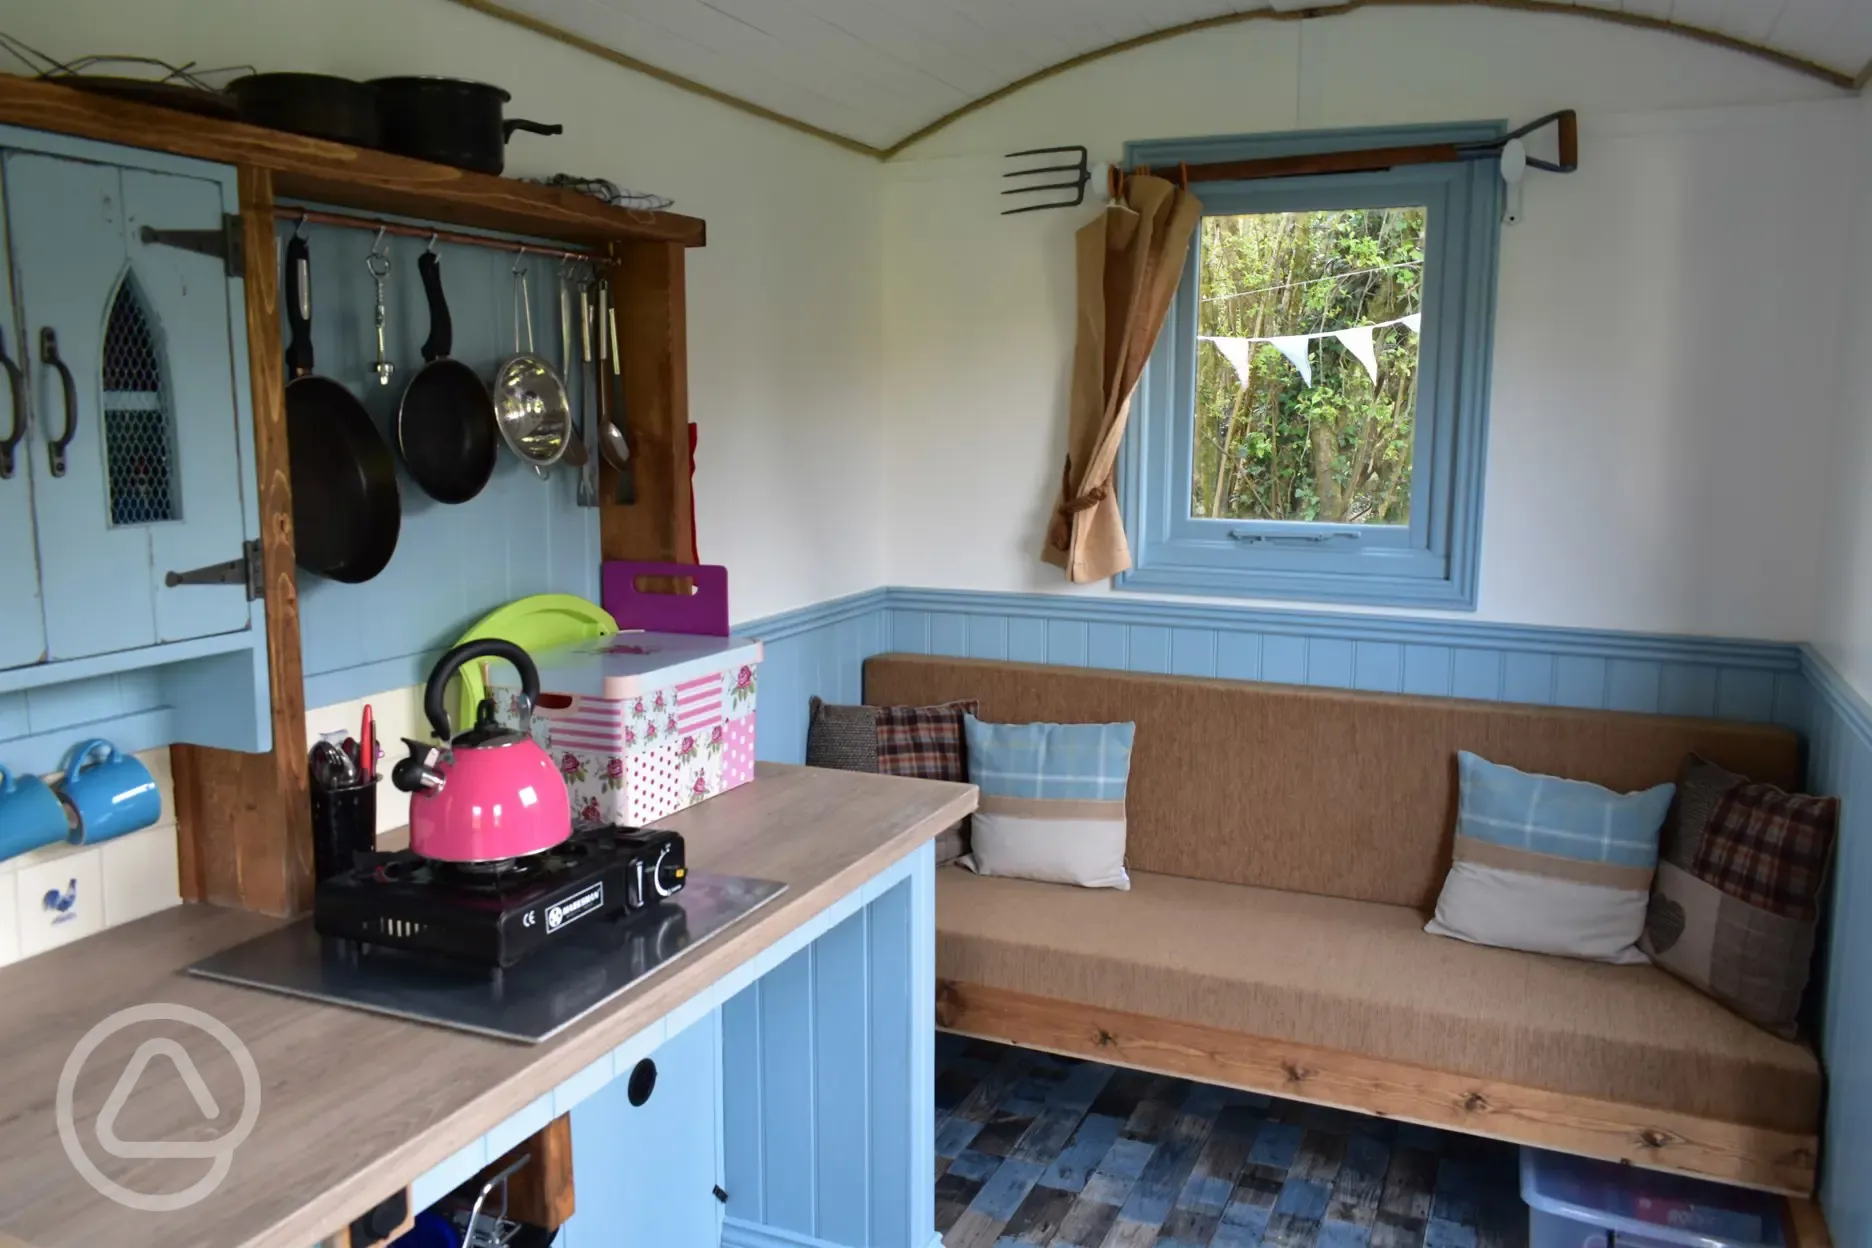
left=188, top=825, right=787, bottom=1043
left=315, top=826, right=688, bottom=969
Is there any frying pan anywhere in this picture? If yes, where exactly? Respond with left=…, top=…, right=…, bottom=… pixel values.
left=397, top=249, right=498, bottom=504
left=284, top=234, right=401, bottom=582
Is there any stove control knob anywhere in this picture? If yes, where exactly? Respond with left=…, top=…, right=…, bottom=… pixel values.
left=628, top=858, right=647, bottom=910
left=651, top=843, right=684, bottom=899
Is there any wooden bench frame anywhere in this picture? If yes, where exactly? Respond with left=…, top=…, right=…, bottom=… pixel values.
left=935, top=979, right=1821, bottom=1199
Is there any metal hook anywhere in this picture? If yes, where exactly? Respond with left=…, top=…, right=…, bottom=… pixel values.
left=426, top=231, right=438, bottom=255
left=512, top=245, right=528, bottom=276
left=292, top=210, right=307, bottom=240
left=364, top=227, right=392, bottom=279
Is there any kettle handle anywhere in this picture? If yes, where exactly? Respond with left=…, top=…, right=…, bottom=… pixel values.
left=425, top=638, right=540, bottom=741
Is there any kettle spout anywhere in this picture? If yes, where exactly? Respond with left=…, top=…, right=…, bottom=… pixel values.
left=391, top=738, right=447, bottom=796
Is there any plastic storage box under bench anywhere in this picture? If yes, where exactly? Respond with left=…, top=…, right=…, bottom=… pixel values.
left=493, top=630, right=762, bottom=828
left=1520, top=1148, right=1785, bottom=1248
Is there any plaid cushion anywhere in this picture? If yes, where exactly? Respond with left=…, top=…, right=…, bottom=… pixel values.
left=1641, top=754, right=1840, bottom=1037
left=964, top=717, right=1136, bottom=800
left=875, top=701, right=977, bottom=782
left=1692, top=784, right=1838, bottom=921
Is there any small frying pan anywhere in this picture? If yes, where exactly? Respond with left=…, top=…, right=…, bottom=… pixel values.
left=284, top=234, right=401, bottom=583
left=398, top=249, right=498, bottom=503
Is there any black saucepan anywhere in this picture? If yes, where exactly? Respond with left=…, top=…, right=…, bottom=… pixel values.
left=228, top=73, right=380, bottom=148
left=283, top=234, right=401, bottom=582
left=369, top=77, right=561, bottom=175
left=397, top=250, right=498, bottom=504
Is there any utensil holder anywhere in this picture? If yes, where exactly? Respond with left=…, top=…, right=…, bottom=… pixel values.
left=311, top=778, right=378, bottom=883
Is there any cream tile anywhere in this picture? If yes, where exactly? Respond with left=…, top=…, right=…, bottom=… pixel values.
left=100, top=825, right=181, bottom=927
left=0, top=872, right=18, bottom=967
left=16, top=847, right=102, bottom=957
left=133, top=747, right=176, bottom=829
left=308, top=684, right=429, bottom=841
left=1, top=834, right=86, bottom=877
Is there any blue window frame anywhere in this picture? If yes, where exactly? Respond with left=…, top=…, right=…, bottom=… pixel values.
left=1118, top=122, right=1503, bottom=609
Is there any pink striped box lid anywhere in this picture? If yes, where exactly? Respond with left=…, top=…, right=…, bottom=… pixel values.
left=529, top=631, right=764, bottom=698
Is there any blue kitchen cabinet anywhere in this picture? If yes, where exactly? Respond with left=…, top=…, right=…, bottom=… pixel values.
left=0, top=174, right=42, bottom=672
left=0, top=128, right=271, bottom=770
left=4, top=146, right=255, bottom=660
left=561, top=1012, right=723, bottom=1247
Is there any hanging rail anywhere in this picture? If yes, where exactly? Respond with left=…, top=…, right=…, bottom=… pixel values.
left=1120, top=110, right=1578, bottom=189
left=271, top=207, right=600, bottom=262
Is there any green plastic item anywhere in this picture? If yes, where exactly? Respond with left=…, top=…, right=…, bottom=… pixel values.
left=450, top=593, right=619, bottom=732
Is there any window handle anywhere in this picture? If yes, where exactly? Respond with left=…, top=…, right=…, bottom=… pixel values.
left=39, top=328, right=76, bottom=478
left=1229, top=530, right=1360, bottom=546
left=0, top=332, right=24, bottom=480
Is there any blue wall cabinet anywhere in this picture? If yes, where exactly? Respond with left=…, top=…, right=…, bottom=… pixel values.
left=0, top=127, right=270, bottom=773
left=562, top=1012, right=723, bottom=1247
left=0, top=171, right=43, bottom=672
left=5, top=150, right=253, bottom=658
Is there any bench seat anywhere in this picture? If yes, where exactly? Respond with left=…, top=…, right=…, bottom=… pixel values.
left=937, top=866, right=1821, bottom=1134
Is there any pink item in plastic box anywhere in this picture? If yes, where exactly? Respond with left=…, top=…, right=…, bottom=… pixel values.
left=491, top=630, right=762, bottom=829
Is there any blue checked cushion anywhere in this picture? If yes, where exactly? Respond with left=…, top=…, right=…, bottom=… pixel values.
left=961, top=716, right=1136, bottom=889
left=1426, top=751, right=1674, bottom=964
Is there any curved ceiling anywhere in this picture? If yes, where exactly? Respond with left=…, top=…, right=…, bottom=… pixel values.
left=454, top=0, right=1867, bottom=156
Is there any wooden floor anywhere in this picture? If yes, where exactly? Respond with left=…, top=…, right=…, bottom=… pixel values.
left=934, top=1036, right=1528, bottom=1248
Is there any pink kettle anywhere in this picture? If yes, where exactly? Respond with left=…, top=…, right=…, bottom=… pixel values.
left=392, top=639, right=571, bottom=863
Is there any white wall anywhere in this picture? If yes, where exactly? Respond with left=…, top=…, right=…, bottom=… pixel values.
left=1817, top=91, right=1872, bottom=695
left=8, top=0, right=887, bottom=626
left=884, top=9, right=1852, bottom=641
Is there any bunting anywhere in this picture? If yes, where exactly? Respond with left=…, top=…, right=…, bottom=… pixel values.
left=1330, top=326, right=1378, bottom=385
left=1205, top=335, right=1255, bottom=389
left=1267, top=336, right=1313, bottom=388
left=1199, top=313, right=1420, bottom=390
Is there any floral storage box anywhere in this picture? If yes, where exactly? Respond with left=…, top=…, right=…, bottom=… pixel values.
left=493, top=631, right=762, bottom=828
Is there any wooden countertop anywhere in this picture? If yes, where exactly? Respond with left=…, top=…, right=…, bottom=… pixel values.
left=0, top=764, right=975, bottom=1248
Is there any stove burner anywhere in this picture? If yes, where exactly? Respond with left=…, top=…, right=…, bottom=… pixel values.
left=316, top=825, right=687, bottom=968
left=448, top=856, right=521, bottom=875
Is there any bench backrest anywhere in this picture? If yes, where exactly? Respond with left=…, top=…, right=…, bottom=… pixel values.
left=863, top=654, right=1802, bottom=909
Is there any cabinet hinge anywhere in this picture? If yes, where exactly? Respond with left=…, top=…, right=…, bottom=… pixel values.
left=165, top=538, right=263, bottom=601
left=138, top=213, right=245, bottom=278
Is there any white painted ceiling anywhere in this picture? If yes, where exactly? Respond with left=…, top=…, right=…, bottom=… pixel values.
left=473, top=0, right=1869, bottom=152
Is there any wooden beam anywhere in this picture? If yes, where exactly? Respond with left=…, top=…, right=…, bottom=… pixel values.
left=601, top=242, right=695, bottom=569
left=172, top=167, right=315, bottom=917
left=468, top=1115, right=577, bottom=1229
left=1785, top=1196, right=1833, bottom=1248
left=936, top=978, right=1819, bottom=1197
left=0, top=75, right=704, bottom=248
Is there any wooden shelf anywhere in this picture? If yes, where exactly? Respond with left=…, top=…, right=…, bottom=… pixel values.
left=0, top=74, right=705, bottom=249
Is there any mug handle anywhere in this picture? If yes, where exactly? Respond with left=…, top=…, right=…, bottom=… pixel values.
left=61, top=739, right=116, bottom=781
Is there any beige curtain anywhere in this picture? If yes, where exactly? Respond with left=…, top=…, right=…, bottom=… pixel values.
left=1041, top=174, right=1203, bottom=582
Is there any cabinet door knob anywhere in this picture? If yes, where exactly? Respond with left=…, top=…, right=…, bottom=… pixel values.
left=38, top=329, right=76, bottom=479
left=0, top=333, right=23, bottom=480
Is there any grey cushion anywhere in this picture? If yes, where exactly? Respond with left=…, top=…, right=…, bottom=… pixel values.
left=806, top=697, right=879, bottom=771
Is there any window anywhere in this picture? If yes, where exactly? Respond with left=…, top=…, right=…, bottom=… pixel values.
left=1119, top=123, right=1503, bottom=608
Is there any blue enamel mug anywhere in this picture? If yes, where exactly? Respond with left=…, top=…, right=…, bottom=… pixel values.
left=0, top=765, right=70, bottom=860
left=56, top=739, right=160, bottom=846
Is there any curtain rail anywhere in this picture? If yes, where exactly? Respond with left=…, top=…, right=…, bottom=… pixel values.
left=270, top=207, right=599, bottom=263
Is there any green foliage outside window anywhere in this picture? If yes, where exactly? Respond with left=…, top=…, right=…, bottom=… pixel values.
left=1192, top=207, right=1426, bottom=524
